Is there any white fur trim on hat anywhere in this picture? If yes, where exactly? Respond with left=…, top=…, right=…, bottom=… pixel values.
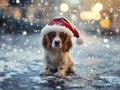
left=76, top=37, right=83, bottom=45
left=40, top=25, right=73, bottom=37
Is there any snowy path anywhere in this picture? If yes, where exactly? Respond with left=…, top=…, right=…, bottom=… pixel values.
left=0, top=33, right=120, bottom=90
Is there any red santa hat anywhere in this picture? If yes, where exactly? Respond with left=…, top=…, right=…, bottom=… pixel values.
left=41, top=17, right=83, bottom=45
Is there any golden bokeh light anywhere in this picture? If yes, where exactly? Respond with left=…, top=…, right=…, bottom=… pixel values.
left=80, top=11, right=101, bottom=20
left=100, top=20, right=111, bottom=28
left=60, top=3, right=69, bottom=12
left=14, top=9, right=22, bottom=20
left=92, top=3, right=103, bottom=13
left=80, top=2, right=103, bottom=21
left=28, top=15, right=34, bottom=22
left=0, top=0, right=9, bottom=9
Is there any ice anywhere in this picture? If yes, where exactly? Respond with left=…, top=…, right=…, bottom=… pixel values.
left=0, top=60, right=27, bottom=74
left=30, top=76, right=48, bottom=84
left=0, top=29, right=120, bottom=89
left=100, top=76, right=120, bottom=86
left=0, top=72, right=16, bottom=82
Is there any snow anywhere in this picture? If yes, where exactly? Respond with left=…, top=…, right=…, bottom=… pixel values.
left=0, top=33, right=120, bottom=89
left=103, top=38, right=109, bottom=43
left=0, top=72, right=16, bottom=82
left=30, top=76, right=47, bottom=84
left=100, top=76, right=120, bottom=86
left=22, top=31, right=27, bottom=35
left=16, top=0, right=20, bottom=4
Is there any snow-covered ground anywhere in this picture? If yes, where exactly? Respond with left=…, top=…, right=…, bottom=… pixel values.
left=0, top=33, right=120, bottom=90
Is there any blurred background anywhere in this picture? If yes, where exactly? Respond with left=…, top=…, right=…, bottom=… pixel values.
left=0, top=0, right=120, bottom=35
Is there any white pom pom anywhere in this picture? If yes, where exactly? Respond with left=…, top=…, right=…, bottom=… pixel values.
left=76, top=37, right=83, bottom=45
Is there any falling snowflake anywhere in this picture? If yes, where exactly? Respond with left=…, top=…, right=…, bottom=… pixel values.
left=22, top=31, right=27, bottom=35
left=16, top=0, right=20, bottom=4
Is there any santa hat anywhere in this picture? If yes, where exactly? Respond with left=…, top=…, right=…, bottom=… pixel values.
left=41, top=17, right=83, bottom=45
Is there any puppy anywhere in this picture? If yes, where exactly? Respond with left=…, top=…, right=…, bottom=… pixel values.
left=42, top=31, right=75, bottom=77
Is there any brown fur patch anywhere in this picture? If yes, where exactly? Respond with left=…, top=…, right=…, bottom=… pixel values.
left=48, top=31, right=56, bottom=41
left=62, top=36, right=72, bottom=52
left=42, top=34, right=51, bottom=50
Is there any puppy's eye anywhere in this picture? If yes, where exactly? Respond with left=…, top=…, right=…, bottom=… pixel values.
left=60, top=34, right=66, bottom=38
left=49, top=31, right=56, bottom=39
left=59, top=32, right=67, bottom=39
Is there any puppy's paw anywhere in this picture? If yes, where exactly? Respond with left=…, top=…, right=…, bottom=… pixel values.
left=69, top=66, right=75, bottom=73
left=44, top=70, right=50, bottom=75
left=54, top=71, right=65, bottom=77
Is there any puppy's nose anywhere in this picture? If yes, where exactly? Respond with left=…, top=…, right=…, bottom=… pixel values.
left=55, top=41, right=60, bottom=46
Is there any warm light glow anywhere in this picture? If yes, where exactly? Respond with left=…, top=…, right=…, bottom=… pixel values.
left=0, top=0, right=8, bottom=9
left=28, top=15, right=34, bottom=22
left=92, top=3, right=103, bottom=13
left=60, top=3, right=69, bottom=12
left=80, top=2, right=103, bottom=21
left=100, top=20, right=111, bottom=28
left=14, top=9, right=22, bottom=20
left=80, top=11, right=101, bottom=20
left=94, top=13, right=101, bottom=20
left=3, top=23, right=6, bottom=27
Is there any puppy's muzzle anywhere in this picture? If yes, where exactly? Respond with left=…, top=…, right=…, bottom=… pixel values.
left=54, top=41, right=60, bottom=46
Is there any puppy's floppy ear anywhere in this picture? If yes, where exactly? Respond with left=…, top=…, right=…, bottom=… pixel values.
left=42, top=34, right=51, bottom=50
left=62, top=36, right=72, bottom=52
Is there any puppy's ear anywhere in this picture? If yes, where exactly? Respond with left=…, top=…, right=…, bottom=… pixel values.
left=42, top=34, right=51, bottom=50
left=62, top=36, right=72, bottom=52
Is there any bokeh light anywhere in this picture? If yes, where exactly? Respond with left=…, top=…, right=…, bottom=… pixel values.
left=100, top=19, right=111, bottom=28
left=0, top=0, right=8, bottom=9
left=14, top=9, right=22, bottom=20
left=22, top=31, right=27, bottom=35
left=60, top=3, right=69, bottom=12
left=71, top=14, right=77, bottom=21
left=16, top=0, right=20, bottom=4
left=80, top=2, right=103, bottom=21
left=92, top=3, right=103, bottom=13
left=80, top=11, right=101, bottom=20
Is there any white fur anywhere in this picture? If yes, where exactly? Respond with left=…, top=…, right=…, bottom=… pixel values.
left=51, top=33, right=62, bottom=48
left=41, top=25, right=73, bottom=37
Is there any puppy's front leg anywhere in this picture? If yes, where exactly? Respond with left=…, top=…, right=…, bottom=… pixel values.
left=44, top=63, right=50, bottom=75
left=54, top=61, right=68, bottom=77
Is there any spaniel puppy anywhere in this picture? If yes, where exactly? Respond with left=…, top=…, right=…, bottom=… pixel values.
left=41, top=17, right=82, bottom=77
left=42, top=31, right=75, bottom=77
